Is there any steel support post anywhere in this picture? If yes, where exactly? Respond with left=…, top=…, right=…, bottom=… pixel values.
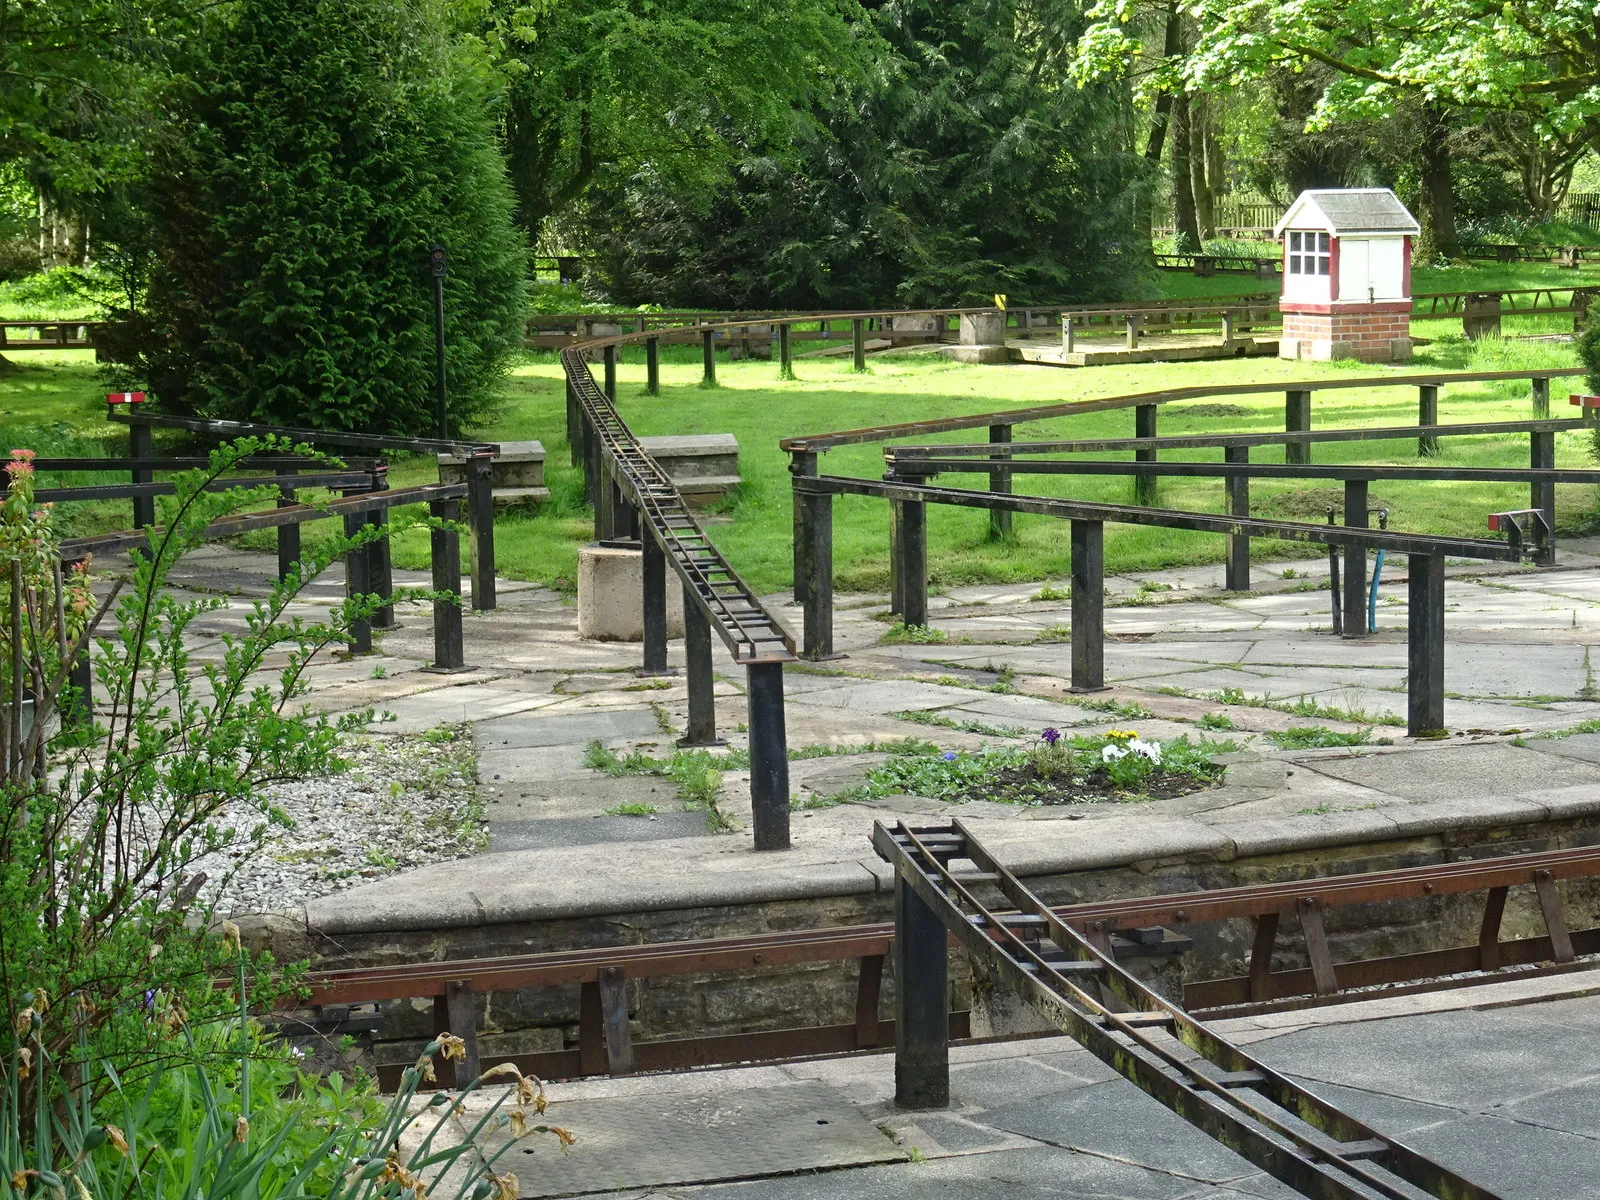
left=566, top=375, right=581, bottom=465
left=745, top=662, right=791, bottom=851
left=1342, top=478, right=1369, bottom=637
left=791, top=451, right=818, bottom=603
left=800, top=489, right=834, bottom=660
left=640, top=531, right=672, bottom=676
left=778, top=324, right=793, bottom=378
left=343, top=508, right=373, bottom=654
left=678, top=585, right=721, bottom=747
left=582, top=409, right=600, bottom=512
left=1134, top=404, right=1158, bottom=507
left=1224, top=446, right=1250, bottom=591
left=1407, top=552, right=1446, bottom=736
left=1532, top=375, right=1551, bottom=419
left=64, top=557, right=92, bottom=724
left=602, top=345, right=617, bottom=401
left=1124, top=315, right=1140, bottom=350
left=1285, top=390, right=1312, bottom=464
left=129, top=421, right=155, bottom=530
left=467, top=454, right=496, bottom=611
left=893, top=869, right=949, bottom=1110
left=1418, top=385, right=1440, bottom=456
left=646, top=337, right=660, bottom=395
left=367, top=469, right=394, bottom=630
left=988, top=424, right=1013, bottom=539
left=276, top=463, right=301, bottom=583
left=611, top=484, right=639, bottom=542
left=889, top=500, right=904, bottom=616
left=852, top=318, right=867, bottom=372
left=1070, top=519, right=1106, bottom=691
left=428, top=497, right=465, bottom=670
left=1531, top=429, right=1556, bottom=566
left=701, top=328, right=716, bottom=385
left=898, top=498, right=928, bottom=628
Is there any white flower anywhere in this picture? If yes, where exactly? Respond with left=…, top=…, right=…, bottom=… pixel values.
left=1101, top=744, right=1128, bottom=762
left=1129, top=739, right=1162, bottom=764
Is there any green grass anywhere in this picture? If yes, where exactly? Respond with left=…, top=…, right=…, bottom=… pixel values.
left=1265, top=726, right=1376, bottom=749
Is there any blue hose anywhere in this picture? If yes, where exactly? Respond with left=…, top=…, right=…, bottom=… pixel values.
left=1368, top=549, right=1385, bottom=633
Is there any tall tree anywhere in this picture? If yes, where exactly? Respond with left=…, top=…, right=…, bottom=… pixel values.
left=126, top=0, right=526, bottom=435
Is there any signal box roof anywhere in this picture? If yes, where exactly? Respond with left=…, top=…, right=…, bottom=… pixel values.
left=1274, top=189, right=1420, bottom=237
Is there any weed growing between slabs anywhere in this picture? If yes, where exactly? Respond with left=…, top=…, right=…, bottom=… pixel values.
left=837, top=728, right=1239, bottom=807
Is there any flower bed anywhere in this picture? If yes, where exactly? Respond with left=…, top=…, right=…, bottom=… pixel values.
left=840, top=728, right=1237, bottom=807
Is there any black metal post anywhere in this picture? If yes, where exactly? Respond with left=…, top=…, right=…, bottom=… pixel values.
left=1418, top=385, right=1440, bottom=456
left=1342, top=478, right=1369, bottom=638
left=1407, top=552, right=1446, bottom=737
left=791, top=451, right=818, bottom=604
left=1285, top=389, right=1312, bottom=464
left=889, top=500, right=904, bottom=616
left=429, top=497, right=465, bottom=670
left=778, top=324, right=793, bottom=378
left=1134, top=404, right=1158, bottom=507
left=366, top=467, right=395, bottom=630
left=852, top=318, right=867, bottom=372
left=898, top=497, right=928, bottom=628
left=64, top=558, right=92, bottom=725
left=679, top=584, right=721, bottom=747
left=1531, top=429, right=1556, bottom=566
left=801, top=487, right=834, bottom=660
left=646, top=337, right=660, bottom=395
left=893, top=869, right=950, bottom=1110
left=701, top=328, right=717, bottom=386
left=343, top=506, right=372, bottom=655
left=988, top=424, right=1012, bottom=539
left=431, top=245, right=449, bottom=440
left=1532, top=376, right=1551, bottom=419
left=129, top=421, right=155, bottom=530
left=276, top=463, right=301, bottom=583
left=1070, top=519, right=1106, bottom=691
left=745, top=662, right=791, bottom=851
left=583, top=409, right=600, bottom=513
left=1224, top=445, right=1250, bottom=591
left=603, top=345, right=617, bottom=401
left=466, top=452, right=496, bottom=611
left=640, top=530, right=672, bottom=676
left=566, top=375, right=581, bottom=466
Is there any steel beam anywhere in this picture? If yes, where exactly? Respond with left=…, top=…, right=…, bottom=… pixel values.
left=679, top=584, right=721, bottom=746
left=1224, top=446, right=1250, bottom=591
left=277, top=464, right=301, bottom=583
left=1070, top=519, right=1105, bottom=691
left=1134, top=404, right=1158, bottom=506
left=1342, top=478, right=1368, bottom=638
left=893, top=867, right=950, bottom=1110
left=129, top=421, right=155, bottom=530
left=898, top=497, right=928, bottom=629
left=1418, top=385, right=1439, bottom=456
left=428, top=497, right=465, bottom=670
left=791, top=450, right=818, bottom=604
left=343, top=507, right=372, bottom=654
left=603, top=345, right=617, bottom=400
left=1284, top=389, right=1312, bottom=464
left=1530, top=430, right=1556, bottom=566
left=467, top=453, right=496, bottom=611
left=1407, top=552, right=1446, bottom=736
left=641, top=530, right=672, bottom=676
left=988, top=424, right=1012, bottom=539
left=745, top=662, right=791, bottom=851
left=852, top=317, right=867, bottom=372
left=800, top=487, right=834, bottom=660
left=702, top=328, right=716, bottom=385
left=646, top=336, right=660, bottom=395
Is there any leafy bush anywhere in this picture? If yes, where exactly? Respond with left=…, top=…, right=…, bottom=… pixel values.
left=128, top=0, right=526, bottom=436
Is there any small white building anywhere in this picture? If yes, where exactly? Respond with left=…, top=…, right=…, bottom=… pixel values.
left=1274, top=188, right=1419, bottom=362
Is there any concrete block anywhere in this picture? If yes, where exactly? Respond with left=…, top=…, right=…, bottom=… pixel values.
left=890, top=314, right=940, bottom=333
left=438, top=440, right=550, bottom=509
left=959, top=311, right=1006, bottom=346
left=942, top=344, right=1014, bottom=364
left=639, top=433, right=741, bottom=506
left=576, top=544, right=686, bottom=641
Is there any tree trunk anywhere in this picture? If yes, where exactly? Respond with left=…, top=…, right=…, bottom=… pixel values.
left=1135, top=3, right=1183, bottom=257
left=1171, top=92, right=1203, bottom=253
left=1190, top=96, right=1215, bottom=239
left=1415, top=106, right=1460, bottom=262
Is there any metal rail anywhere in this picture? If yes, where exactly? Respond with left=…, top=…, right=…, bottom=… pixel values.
left=875, top=818, right=1506, bottom=1200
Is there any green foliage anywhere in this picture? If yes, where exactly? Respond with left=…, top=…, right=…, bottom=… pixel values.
left=880, top=622, right=947, bottom=645
left=127, top=0, right=527, bottom=436
left=1266, top=726, right=1373, bottom=749
left=1196, top=711, right=1237, bottom=731
left=1578, top=314, right=1600, bottom=399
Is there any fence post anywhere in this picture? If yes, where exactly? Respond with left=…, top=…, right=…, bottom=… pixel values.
left=466, top=452, right=496, bottom=611
left=988, top=425, right=1013, bottom=539
left=852, top=318, right=867, bottom=372
left=679, top=585, right=721, bottom=747
left=1532, top=376, right=1551, bottom=419
left=1407, top=552, right=1445, bottom=737
left=428, top=497, right=465, bottom=670
left=1224, top=446, right=1250, bottom=590
left=778, top=323, right=793, bottom=378
left=1070, top=519, right=1106, bottom=691
left=896, top=492, right=928, bottom=629
left=342, top=501, right=372, bottom=655
left=646, top=337, right=660, bottom=395
left=566, top=375, right=581, bottom=466
left=894, top=868, right=950, bottom=1110
left=276, top=463, right=301, bottom=583
left=1125, top=314, right=1140, bottom=350
left=1062, top=315, right=1075, bottom=354
left=1531, top=429, right=1556, bottom=566
left=798, top=483, right=834, bottom=660
left=640, top=530, right=672, bottom=676
left=64, top=557, right=93, bottom=725
left=889, top=498, right=905, bottom=616
left=603, top=345, right=617, bottom=401
left=1418, top=385, right=1439, bottom=457
left=745, top=662, right=791, bottom=851
left=701, top=328, right=716, bottom=386
left=366, top=465, right=395, bottom=630
left=1342, top=478, right=1369, bottom=637
left=129, top=420, right=155, bottom=530
left=1285, top=390, right=1312, bottom=465
left=583, top=408, right=600, bottom=513
left=1134, top=404, right=1158, bottom=506
left=791, top=451, right=818, bottom=604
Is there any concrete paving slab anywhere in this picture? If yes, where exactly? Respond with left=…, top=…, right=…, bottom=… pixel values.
left=489, top=810, right=711, bottom=851
left=476, top=707, right=667, bottom=748
left=1305, top=743, right=1600, bottom=801
left=1400, top=1113, right=1600, bottom=1200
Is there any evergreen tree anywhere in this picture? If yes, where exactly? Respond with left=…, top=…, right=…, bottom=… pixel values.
left=127, top=0, right=526, bottom=435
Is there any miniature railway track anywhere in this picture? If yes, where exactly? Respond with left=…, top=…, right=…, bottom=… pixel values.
left=875, top=818, right=1508, bottom=1200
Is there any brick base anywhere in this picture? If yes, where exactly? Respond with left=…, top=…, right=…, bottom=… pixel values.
left=1280, top=307, right=1412, bottom=363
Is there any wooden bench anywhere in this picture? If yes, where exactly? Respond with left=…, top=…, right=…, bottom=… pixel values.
left=437, top=439, right=550, bottom=510
left=639, top=433, right=742, bottom=506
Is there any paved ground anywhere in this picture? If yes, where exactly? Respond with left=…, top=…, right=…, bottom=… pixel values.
left=488, top=974, right=1600, bottom=1200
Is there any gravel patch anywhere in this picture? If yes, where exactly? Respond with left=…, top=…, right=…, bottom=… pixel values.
left=197, top=724, right=484, bottom=916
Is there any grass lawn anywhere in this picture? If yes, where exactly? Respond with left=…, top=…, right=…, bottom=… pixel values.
left=2, top=264, right=1596, bottom=594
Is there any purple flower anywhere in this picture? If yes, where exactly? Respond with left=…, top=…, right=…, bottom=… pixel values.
left=941, top=751, right=958, bottom=761
left=1040, top=728, right=1061, bottom=746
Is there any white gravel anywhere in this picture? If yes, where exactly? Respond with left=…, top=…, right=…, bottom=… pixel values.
left=194, top=725, right=484, bottom=916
